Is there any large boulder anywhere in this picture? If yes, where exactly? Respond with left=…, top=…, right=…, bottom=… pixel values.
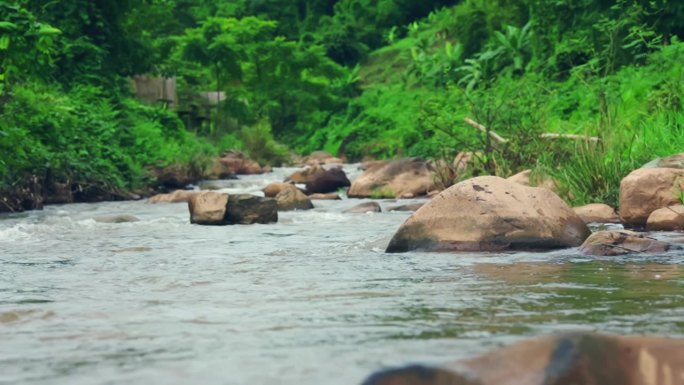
left=619, top=168, right=684, bottom=227
left=276, top=189, right=314, bottom=211
left=573, top=203, right=620, bottom=224
left=225, top=194, right=277, bottom=224
left=305, top=168, right=351, bottom=194
left=646, top=205, right=684, bottom=231
left=580, top=230, right=671, bottom=256
left=149, top=190, right=199, bottom=203
left=362, top=333, right=684, bottom=385
left=386, top=176, right=590, bottom=252
left=349, top=158, right=437, bottom=199
left=263, top=182, right=297, bottom=198
left=188, top=192, right=229, bottom=225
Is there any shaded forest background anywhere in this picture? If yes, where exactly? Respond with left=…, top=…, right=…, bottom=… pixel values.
left=1, top=0, right=683, bottom=207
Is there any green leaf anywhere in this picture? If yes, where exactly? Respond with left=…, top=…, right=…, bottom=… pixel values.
left=0, top=21, right=17, bottom=31
left=36, top=24, right=61, bottom=35
left=0, top=35, right=9, bottom=50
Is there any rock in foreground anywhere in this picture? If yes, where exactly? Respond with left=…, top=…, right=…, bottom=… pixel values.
left=362, top=333, right=684, bottom=385
left=580, top=230, right=672, bottom=256
left=386, top=176, right=590, bottom=252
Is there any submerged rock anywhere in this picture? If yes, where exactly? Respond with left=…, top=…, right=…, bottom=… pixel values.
left=349, top=158, right=437, bottom=199
left=619, top=168, right=684, bottom=227
left=308, top=193, right=341, bottom=200
left=362, top=333, right=684, bottom=385
left=580, top=230, right=671, bottom=256
left=646, top=205, right=684, bottom=231
left=573, top=203, right=620, bottom=224
left=386, top=176, right=590, bottom=252
left=344, top=202, right=381, bottom=214
left=93, top=214, right=140, bottom=223
left=387, top=203, right=425, bottom=212
left=276, top=189, right=314, bottom=211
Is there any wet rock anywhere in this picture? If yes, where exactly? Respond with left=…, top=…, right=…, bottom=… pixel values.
left=263, top=182, right=297, bottom=198
left=276, top=189, right=314, bottom=211
left=387, top=203, right=425, bottom=212
left=210, top=150, right=263, bottom=177
left=386, top=176, right=590, bottom=253
left=225, top=194, right=277, bottom=225
left=188, top=192, right=229, bottom=225
left=362, top=333, right=684, bottom=385
left=285, top=165, right=326, bottom=184
left=646, top=205, right=684, bottom=231
left=642, top=153, right=684, bottom=169
left=93, top=214, right=140, bottom=223
left=309, top=193, right=342, bottom=200
left=344, top=202, right=381, bottom=214
left=305, top=167, right=351, bottom=194
left=148, top=190, right=199, bottom=203
left=349, top=158, right=437, bottom=199
left=580, top=230, right=671, bottom=256
left=619, top=168, right=684, bottom=227
left=573, top=203, right=620, bottom=224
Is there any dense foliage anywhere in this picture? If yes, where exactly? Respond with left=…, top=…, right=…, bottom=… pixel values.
left=1, top=0, right=683, bottom=207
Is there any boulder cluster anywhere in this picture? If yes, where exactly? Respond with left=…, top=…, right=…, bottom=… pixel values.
left=147, top=150, right=684, bottom=257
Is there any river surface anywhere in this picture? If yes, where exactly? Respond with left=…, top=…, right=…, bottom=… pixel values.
left=1, top=165, right=684, bottom=385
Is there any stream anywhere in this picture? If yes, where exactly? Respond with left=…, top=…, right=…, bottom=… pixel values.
left=1, top=165, right=684, bottom=385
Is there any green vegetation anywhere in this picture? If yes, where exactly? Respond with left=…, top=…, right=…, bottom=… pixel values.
left=1, top=0, right=683, bottom=209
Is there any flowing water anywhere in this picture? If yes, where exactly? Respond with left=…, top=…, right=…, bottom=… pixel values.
left=1, top=165, right=684, bottom=385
